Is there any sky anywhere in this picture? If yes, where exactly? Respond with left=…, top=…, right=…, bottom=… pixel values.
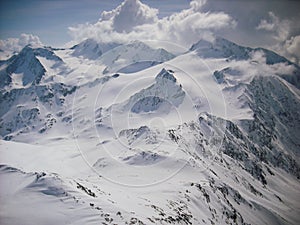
left=0, top=0, right=300, bottom=64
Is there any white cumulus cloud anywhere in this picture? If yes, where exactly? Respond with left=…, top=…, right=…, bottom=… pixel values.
left=256, top=12, right=300, bottom=65
left=0, top=33, right=43, bottom=59
left=0, top=33, right=43, bottom=52
left=69, top=0, right=236, bottom=48
left=283, top=35, right=300, bottom=64
left=103, top=0, right=158, bottom=33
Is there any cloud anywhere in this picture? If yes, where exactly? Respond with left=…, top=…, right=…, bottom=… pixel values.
left=0, top=33, right=43, bottom=59
left=255, top=12, right=300, bottom=65
left=232, top=50, right=297, bottom=80
left=283, top=35, right=300, bottom=64
left=256, top=12, right=290, bottom=42
left=68, top=0, right=236, bottom=48
left=256, top=12, right=277, bottom=31
left=250, top=50, right=266, bottom=64
left=102, top=0, right=158, bottom=33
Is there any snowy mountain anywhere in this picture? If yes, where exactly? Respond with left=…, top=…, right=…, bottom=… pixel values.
left=0, top=45, right=65, bottom=88
left=191, top=37, right=300, bottom=89
left=1, top=37, right=299, bottom=225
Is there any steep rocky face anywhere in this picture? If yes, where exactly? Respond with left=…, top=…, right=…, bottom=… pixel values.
left=0, top=46, right=44, bottom=87
left=0, top=83, right=76, bottom=139
left=241, top=76, right=300, bottom=176
left=166, top=101, right=299, bottom=185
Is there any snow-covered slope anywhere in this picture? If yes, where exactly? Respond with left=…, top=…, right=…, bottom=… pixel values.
left=117, top=61, right=162, bottom=73
left=99, top=40, right=175, bottom=74
left=71, top=38, right=120, bottom=60
left=1, top=37, right=299, bottom=225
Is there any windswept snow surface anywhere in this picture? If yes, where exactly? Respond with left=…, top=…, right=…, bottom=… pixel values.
left=1, top=37, right=300, bottom=225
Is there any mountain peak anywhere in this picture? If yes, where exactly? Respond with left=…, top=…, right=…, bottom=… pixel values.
left=190, top=37, right=295, bottom=63
left=155, top=68, right=177, bottom=83
left=100, top=41, right=175, bottom=74
left=0, top=45, right=64, bottom=87
left=71, top=38, right=120, bottom=60
left=128, top=68, right=184, bottom=113
left=190, top=37, right=241, bottom=50
left=189, top=37, right=251, bottom=60
left=128, top=40, right=148, bottom=46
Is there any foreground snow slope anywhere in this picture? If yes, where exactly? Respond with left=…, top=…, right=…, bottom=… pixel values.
left=0, top=37, right=299, bottom=225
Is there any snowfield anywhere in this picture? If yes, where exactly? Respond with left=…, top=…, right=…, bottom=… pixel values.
left=0, top=37, right=299, bottom=225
